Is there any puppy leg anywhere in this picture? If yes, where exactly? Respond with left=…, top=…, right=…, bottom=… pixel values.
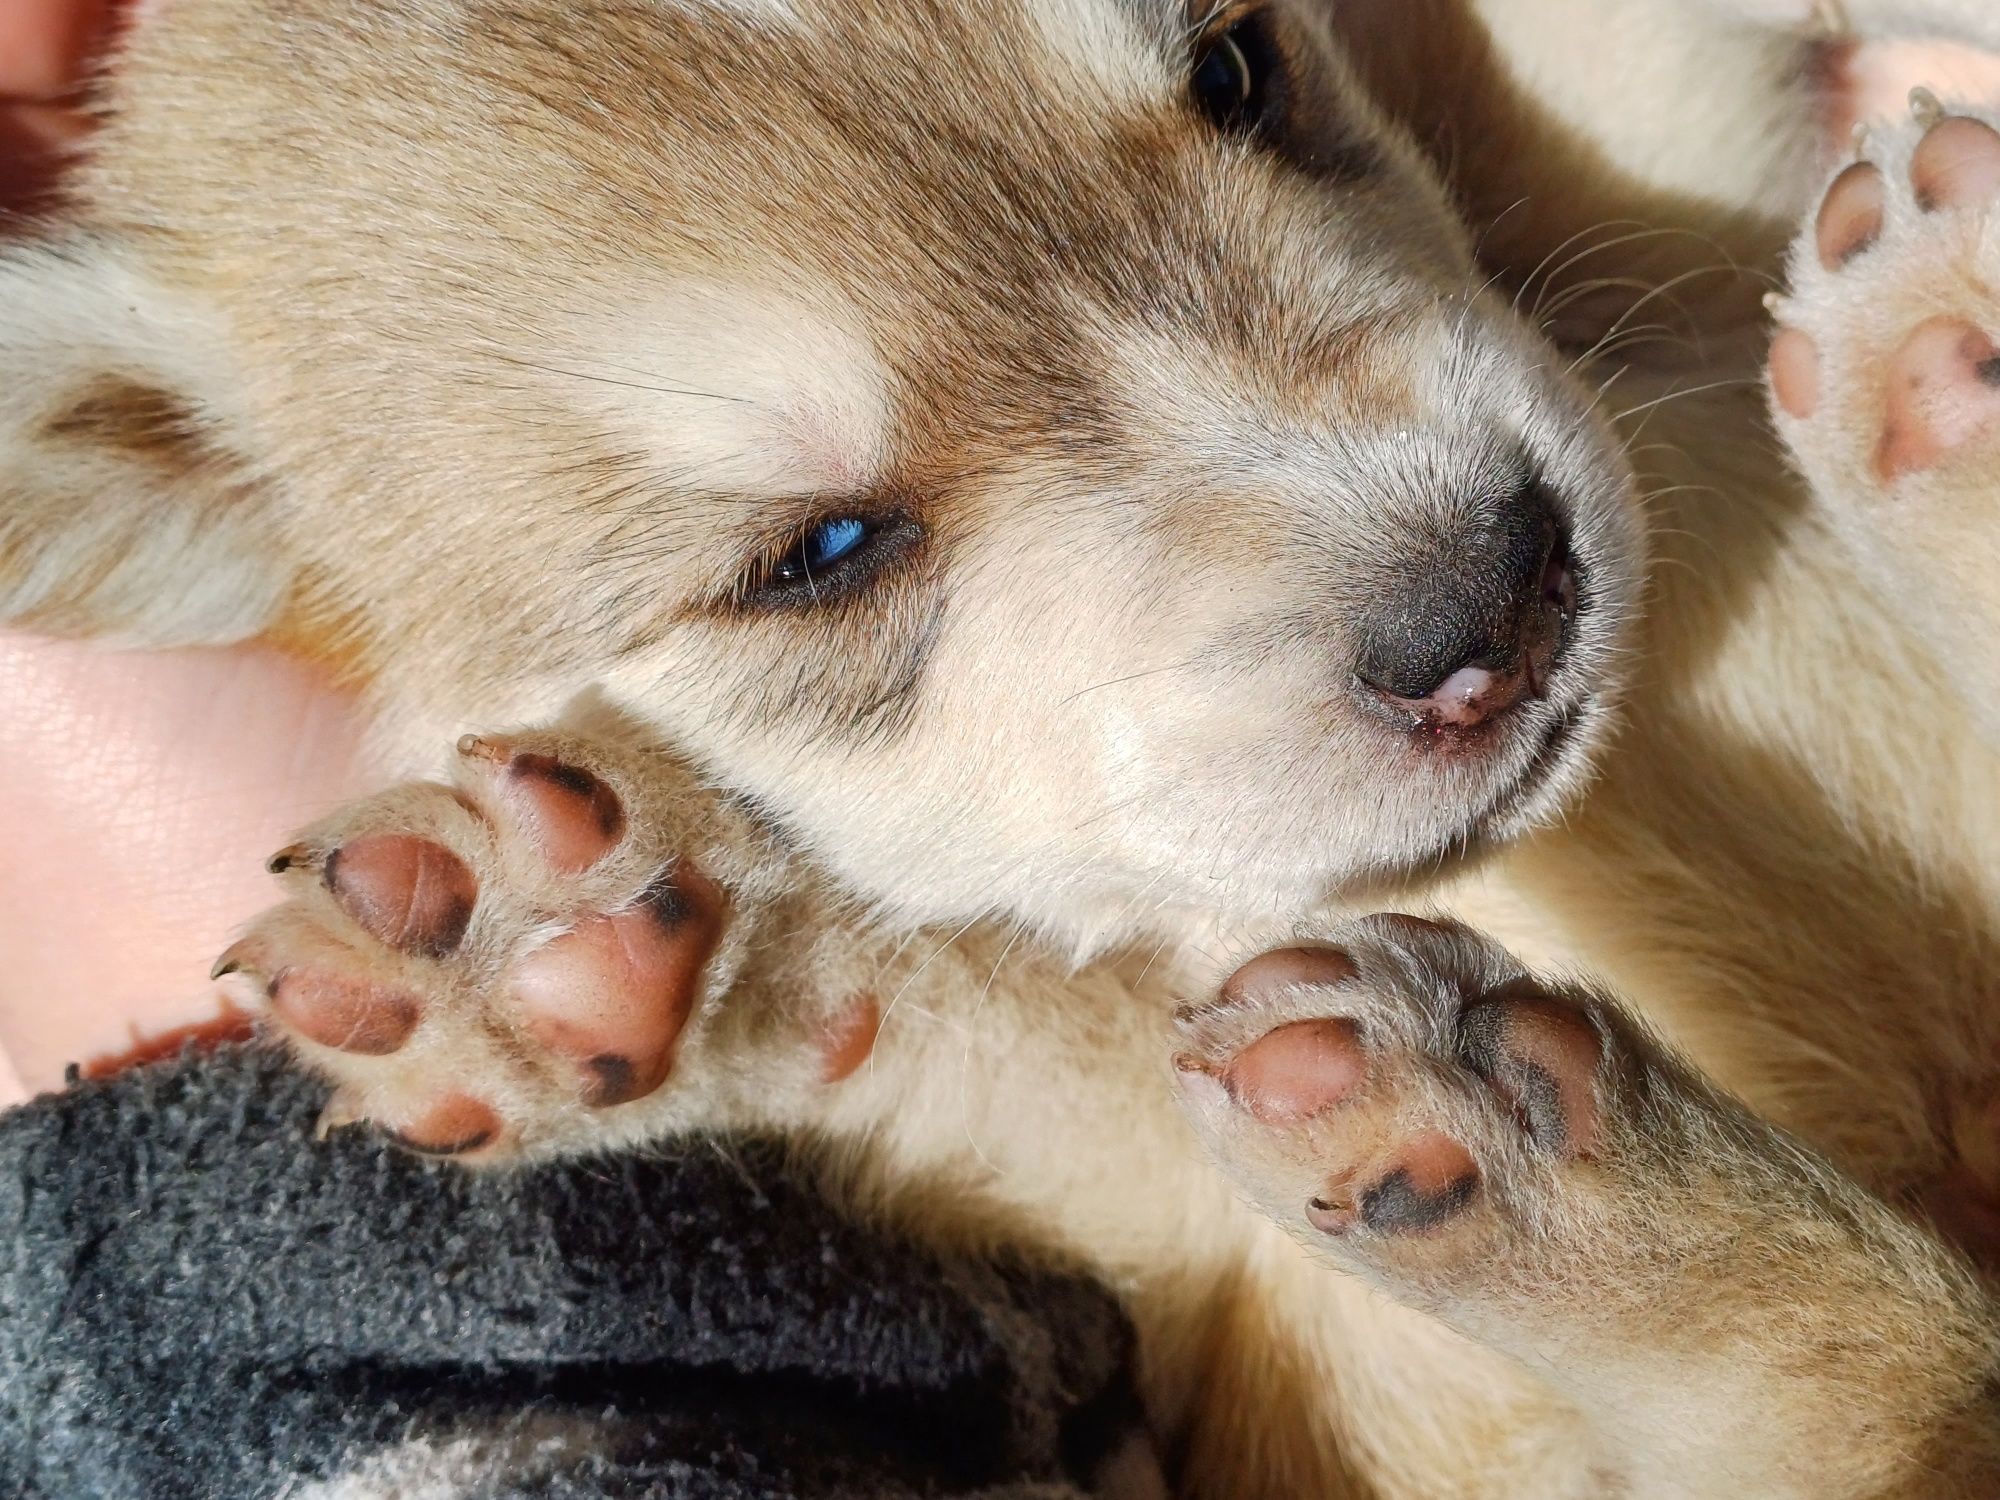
left=1174, top=914, right=2000, bottom=1499
left=217, top=714, right=887, bottom=1163
left=1768, top=98, right=2000, bottom=730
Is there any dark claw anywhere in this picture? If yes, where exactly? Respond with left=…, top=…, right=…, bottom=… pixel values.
left=266, top=843, right=316, bottom=875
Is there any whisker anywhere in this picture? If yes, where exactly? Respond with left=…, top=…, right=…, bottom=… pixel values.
left=870, top=911, right=989, bottom=1066
left=487, top=351, right=750, bottom=405
left=1058, top=658, right=1197, bottom=706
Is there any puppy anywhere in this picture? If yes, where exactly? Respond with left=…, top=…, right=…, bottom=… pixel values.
left=4, top=0, right=2000, bottom=1494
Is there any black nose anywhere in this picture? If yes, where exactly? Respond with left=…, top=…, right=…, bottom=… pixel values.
left=1354, top=482, right=1578, bottom=730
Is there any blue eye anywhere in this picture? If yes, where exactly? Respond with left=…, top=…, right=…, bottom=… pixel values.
left=743, top=509, right=919, bottom=609
left=780, top=516, right=871, bottom=582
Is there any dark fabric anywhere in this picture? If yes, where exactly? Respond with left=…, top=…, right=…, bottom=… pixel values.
left=0, top=1044, right=1141, bottom=1499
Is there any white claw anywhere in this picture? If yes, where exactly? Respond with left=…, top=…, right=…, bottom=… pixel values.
left=1850, top=121, right=1870, bottom=154
left=1811, top=0, right=1849, bottom=38
left=1762, top=291, right=1785, bottom=316
left=1911, top=87, right=1945, bottom=129
left=315, top=1088, right=367, bottom=1140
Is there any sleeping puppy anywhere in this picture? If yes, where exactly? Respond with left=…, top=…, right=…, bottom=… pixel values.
left=4, top=0, right=2000, bottom=1494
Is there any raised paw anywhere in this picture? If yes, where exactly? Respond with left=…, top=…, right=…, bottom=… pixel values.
left=1171, top=915, right=1621, bottom=1297
left=217, top=727, right=872, bottom=1162
left=1769, top=93, right=2000, bottom=721
left=1174, top=919, right=2000, bottom=1487
left=1772, top=94, right=2000, bottom=477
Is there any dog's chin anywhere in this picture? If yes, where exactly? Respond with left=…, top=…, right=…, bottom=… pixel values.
left=1357, top=693, right=1613, bottom=895
left=1468, top=688, right=1621, bottom=843
left=1478, top=703, right=1590, bottom=832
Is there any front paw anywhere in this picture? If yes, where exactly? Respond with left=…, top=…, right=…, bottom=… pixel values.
left=1767, top=93, right=2000, bottom=713
left=1771, top=94, right=2000, bottom=486
left=1169, top=911, right=1996, bottom=1445
left=217, top=727, right=874, bottom=1162
left=1172, top=915, right=1621, bottom=1300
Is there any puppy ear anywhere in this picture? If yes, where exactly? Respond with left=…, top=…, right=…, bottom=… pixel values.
left=0, top=236, right=290, bottom=646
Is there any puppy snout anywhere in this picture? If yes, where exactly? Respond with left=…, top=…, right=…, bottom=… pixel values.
left=1355, top=483, right=1577, bottom=732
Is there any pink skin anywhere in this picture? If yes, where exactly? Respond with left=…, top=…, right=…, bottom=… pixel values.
left=0, top=636, right=367, bottom=1105
left=1, top=21, right=1998, bottom=1102
left=1839, top=40, right=2000, bottom=139
left=0, top=0, right=111, bottom=207
left=1876, top=314, right=2000, bottom=480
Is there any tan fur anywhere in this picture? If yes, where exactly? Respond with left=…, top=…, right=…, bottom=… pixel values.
left=5, top=0, right=2000, bottom=1495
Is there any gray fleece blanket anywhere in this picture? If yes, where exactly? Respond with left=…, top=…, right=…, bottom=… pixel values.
left=0, top=1044, right=1144, bottom=1499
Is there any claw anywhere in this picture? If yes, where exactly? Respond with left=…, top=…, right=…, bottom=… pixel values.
left=210, top=940, right=263, bottom=985
left=1810, top=0, right=1848, bottom=37
left=313, top=1088, right=367, bottom=1140
left=1911, top=87, right=1945, bottom=130
left=266, top=843, right=318, bottom=876
left=456, top=733, right=506, bottom=764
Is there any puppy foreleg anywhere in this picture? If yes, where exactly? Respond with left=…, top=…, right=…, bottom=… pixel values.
left=1174, top=914, right=2000, bottom=1499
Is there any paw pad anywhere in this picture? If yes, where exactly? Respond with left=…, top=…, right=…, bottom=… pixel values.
left=508, top=872, right=724, bottom=1107
left=1175, top=918, right=1610, bottom=1251
left=1773, top=97, right=2000, bottom=494
left=223, top=732, right=750, bottom=1160
left=1308, top=1131, right=1482, bottom=1238
left=268, top=969, right=422, bottom=1057
left=1908, top=113, right=2000, bottom=214
left=460, top=737, right=628, bottom=874
left=816, top=994, right=882, bottom=1084
left=324, top=834, right=478, bottom=957
left=1769, top=327, right=1820, bottom=419
left=382, top=1094, right=506, bottom=1158
left=1876, top=316, right=2000, bottom=480
left=1814, top=161, right=1884, bottom=270
left=1211, top=1018, right=1367, bottom=1125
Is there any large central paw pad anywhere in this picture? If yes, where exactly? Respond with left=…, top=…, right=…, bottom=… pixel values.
left=1173, top=916, right=1614, bottom=1277
left=217, top=730, right=847, bottom=1162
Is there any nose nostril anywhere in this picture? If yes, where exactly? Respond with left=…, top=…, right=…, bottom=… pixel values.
left=1542, top=546, right=1578, bottom=621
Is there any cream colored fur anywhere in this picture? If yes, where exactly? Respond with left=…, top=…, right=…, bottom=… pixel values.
left=3, top=0, right=2000, bottom=1496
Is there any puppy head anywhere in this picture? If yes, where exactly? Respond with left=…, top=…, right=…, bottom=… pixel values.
left=0, top=0, right=1643, bottom=942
